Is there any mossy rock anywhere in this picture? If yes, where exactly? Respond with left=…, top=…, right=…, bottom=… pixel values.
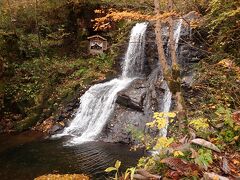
left=14, top=113, right=40, bottom=132
left=168, top=80, right=181, bottom=95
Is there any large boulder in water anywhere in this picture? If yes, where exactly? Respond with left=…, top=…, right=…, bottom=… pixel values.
left=100, top=71, right=167, bottom=143
left=116, top=79, right=147, bottom=112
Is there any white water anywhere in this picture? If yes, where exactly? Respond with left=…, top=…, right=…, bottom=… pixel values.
left=174, top=19, right=183, bottom=51
left=159, top=81, right=172, bottom=137
left=57, top=23, right=148, bottom=144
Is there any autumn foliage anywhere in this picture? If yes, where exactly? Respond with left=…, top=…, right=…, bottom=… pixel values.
left=93, top=9, right=178, bottom=31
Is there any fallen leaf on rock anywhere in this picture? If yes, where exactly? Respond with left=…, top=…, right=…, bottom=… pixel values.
left=228, top=160, right=240, bottom=176
left=203, top=172, right=229, bottom=180
left=135, top=169, right=161, bottom=179
left=190, top=148, right=198, bottom=159
left=59, top=121, right=65, bottom=126
left=232, top=159, right=240, bottom=166
left=191, top=138, right=221, bottom=153
left=132, top=174, right=148, bottom=180
left=165, top=170, right=183, bottom=179
left=179, top=135, right=188, bottom=144
left=169, top=143, right=191, bottom=153
left=221, top=157, right=230, bottom=174
left=232, top=111, right=240, bottom=125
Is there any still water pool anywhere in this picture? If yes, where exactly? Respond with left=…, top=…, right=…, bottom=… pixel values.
left=0, top=132, right=142, bottom=180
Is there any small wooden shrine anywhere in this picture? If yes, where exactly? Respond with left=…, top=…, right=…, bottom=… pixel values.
left=87, top=35, right=107, bottom=55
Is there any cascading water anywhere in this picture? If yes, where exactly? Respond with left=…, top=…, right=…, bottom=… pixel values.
left=174, top=19, right=183, bottom=50
left=57, top=22, right=148, bottom=144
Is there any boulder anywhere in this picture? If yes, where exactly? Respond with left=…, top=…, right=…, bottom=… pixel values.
left=116, top=79, right=147, bottom=112
left=101, top=69, right=167, bottom=143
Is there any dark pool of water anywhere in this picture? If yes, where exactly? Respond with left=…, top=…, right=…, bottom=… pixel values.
left=0, top=132, right=142, bottom=180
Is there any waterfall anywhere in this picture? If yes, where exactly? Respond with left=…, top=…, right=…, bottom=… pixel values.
left=174, top=19, right=183, bottom=51
left=159, top=81, right=172, bottom=137
left=122, top=24, right=146, bottom=78
left=56, top=23, right=148, bottom=144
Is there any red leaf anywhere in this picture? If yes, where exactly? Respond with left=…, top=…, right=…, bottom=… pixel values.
left=161, top=157, right=200, bottom=176
left=232, top=111, right=240, bottom=125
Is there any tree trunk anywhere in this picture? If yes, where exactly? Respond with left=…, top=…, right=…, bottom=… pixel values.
left=154, top=0, right=169, bottom=75
left=168, top=0, right=186, bottom=118
left=154, top=0, right=185, bottom=117
left=168, top=0, right=178, bottom=67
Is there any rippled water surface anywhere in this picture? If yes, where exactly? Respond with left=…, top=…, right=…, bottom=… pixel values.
left=0, top=132, right=142, bottom=180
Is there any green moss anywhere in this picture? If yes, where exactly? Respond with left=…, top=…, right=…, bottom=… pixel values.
left=1, top=0, right=134, bottom=132
left=14, top=113, right=39, bottom=132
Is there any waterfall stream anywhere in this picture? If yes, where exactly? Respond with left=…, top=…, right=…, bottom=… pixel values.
left=57, top=23, right=148, bottom=144
left=174, top=19, right=183, bottom=50
left=55, top=19, right=183, bottom=144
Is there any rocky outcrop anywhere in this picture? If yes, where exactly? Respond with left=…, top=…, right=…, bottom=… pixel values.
left=116, top=79, right=146, bottom=112
left=100, top=71, right=166, bottom=143
left=100, top=13, right=205, bottom=143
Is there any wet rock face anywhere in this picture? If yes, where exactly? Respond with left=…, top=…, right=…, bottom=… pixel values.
left=179, top=45, right=205, bottom=65
left=101, top=74, right=165, bottom=143
left=101, top=16, right=204, bottom=144
left=101, top=105, right=147, bottom=143
left=116, top=79, right=147, bottom=112
left=144, top=23, right=159, bottom=74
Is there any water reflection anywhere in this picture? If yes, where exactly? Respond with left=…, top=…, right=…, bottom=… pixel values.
left=0, top=135, right=142, bottom=180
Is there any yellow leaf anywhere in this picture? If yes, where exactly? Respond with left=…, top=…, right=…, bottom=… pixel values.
left=146, top=121, right=155, bottom=128
left=115, top=160, right=121, bottom=169
left=154, top=137, right=174, bottom=150
left=167, top=112, right=176, bottom=118
left=234, top=136, right=239, bottom=141
left=105, top=167, right=117, bottom=172
left=173, top=150, right=184, bottom=157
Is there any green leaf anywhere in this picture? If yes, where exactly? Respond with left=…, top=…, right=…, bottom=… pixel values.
left=194, top=149, right=213, bottom=170
left=115, top=160, right=121, bottom=169
left=105, top=167, right=117, bottom=173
